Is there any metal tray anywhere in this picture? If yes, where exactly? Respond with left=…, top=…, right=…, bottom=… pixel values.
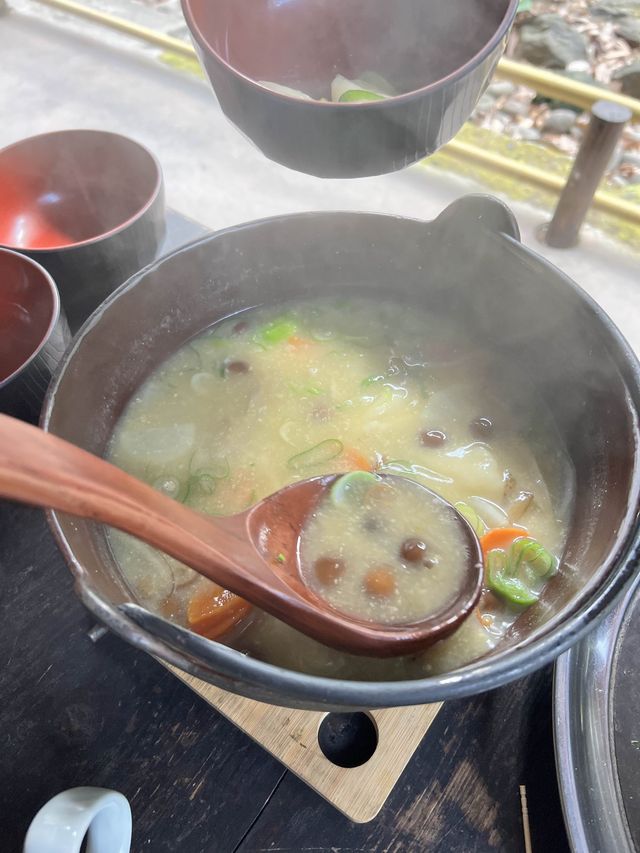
left=555, top=571, right=640, bottom=853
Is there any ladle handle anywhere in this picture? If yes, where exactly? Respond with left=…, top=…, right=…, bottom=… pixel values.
left=0, top=415, right=263, bottom=592
left=0, top=416, right=481, bottom=657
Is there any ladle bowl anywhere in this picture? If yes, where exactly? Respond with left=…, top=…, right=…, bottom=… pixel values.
left=182, top=0, right=519, bottom=177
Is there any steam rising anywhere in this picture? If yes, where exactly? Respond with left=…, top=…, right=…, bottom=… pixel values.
left=215, top=0, right=509, bottom=97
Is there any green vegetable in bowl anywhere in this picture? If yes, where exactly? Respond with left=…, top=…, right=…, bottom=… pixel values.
left=183, top=470, right=217, bottom=505
left=485, top=533, right=557, bottom=607
left=331, top=73, right=392, bottom=103
left=510, top=537, right=558, bottom=578
left=486, top=549, right=539, bottom=607
left=287, top=439, right=344, bottom=471
left=330, top=471, right=379, bottom=506
left=454, top=501, right=488, bottom=537
left=338, top=89, right=384, bottom=103
left=259, top=72, right=395, bottom=106
left=361, top=374, right=384, bottom=388
left=255, top=317, right=297, bottom=346
left=288, top=382, right=323, bottom=397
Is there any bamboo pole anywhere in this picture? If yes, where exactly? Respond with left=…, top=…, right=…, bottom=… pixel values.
left=30, top=0, right=196, bottom=58
left=443, top=139, right=640, bottom=226
left=497, top=58, right=640, bottom=122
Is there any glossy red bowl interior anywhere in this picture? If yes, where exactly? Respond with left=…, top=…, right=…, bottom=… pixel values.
left=0, top=248, right=59, bottom=385
left=184, top=0, right=511, bottom=98
left=0, top=130, right=162, bottom=252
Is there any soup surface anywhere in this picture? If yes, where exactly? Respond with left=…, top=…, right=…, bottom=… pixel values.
left=300, top=472, right=471, bottom=623
left=109, top=297, right=570, bottom=680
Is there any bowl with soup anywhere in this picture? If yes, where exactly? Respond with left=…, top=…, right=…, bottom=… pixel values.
left=181, top=0, right=519, bottom=177
left=42, top=195, right=640, bottom=710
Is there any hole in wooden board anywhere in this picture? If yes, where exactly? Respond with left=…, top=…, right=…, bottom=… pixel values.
left=317, top=712, right=378, bottom=768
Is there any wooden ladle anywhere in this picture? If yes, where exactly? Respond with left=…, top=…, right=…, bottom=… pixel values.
left=0, top=415, right=484, bottom=657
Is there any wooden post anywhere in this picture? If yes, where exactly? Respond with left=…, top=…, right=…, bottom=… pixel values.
left=542, top=100, right=632, bottom=249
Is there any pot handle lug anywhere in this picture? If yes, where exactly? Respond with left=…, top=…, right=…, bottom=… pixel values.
left=434, top=194, right=521, bottom=242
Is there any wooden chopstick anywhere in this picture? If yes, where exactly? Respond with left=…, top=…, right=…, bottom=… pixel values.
left=520, top=784, right=533, bottom=853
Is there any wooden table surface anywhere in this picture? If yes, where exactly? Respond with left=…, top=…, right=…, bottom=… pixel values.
left=0, top=213, right=571, bottom=853
left=0, top=496, right=571, bottom=853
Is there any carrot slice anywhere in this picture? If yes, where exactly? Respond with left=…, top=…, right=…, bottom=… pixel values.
left=287, top=335, right=312, bottom=349
left=187, top=584, right=252, bottom=640
left=474, top=608, right=494, bottom=628
left=479, top=527, right=528, bottom=559
left=342, top=448, right=372, bottom=471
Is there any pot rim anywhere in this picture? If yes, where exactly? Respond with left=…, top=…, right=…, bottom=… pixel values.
left=41, top=208, right=640, bottom=708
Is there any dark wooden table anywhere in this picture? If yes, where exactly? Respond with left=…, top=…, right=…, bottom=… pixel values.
left=0, top=214, right=571, bottom=853
left=0, top=499, right=570, bottom=853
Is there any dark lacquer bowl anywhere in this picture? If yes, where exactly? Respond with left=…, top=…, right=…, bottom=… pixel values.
left=0, top=248, right=70, bottom=422
left=42, top=196, right=640, bottom=710
left=0, top=129, right=165, bottom=332
left=181, top=0, right=519, bottom=178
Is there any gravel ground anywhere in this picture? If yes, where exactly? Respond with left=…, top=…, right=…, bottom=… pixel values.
left=472, top=0, right=640, bottom=187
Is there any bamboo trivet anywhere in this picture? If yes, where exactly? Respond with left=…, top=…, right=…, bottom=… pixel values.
left=169, top=666, right=442, bottom=823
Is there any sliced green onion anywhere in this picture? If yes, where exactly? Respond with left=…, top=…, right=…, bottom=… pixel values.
left=199, top=334, right=226, bottom=350
left=182, top=469, right=221, bottom=505
left=361, top=375, right=384, bottom=388
left=454, top=501, right=488, bottom=537
left=279, top=421, right=298, bottom=447
left=193, top=472, right=217, bottom=494
left=310, top=329, right=335, bottom=342
left=486, top=549, right=539, bottom=607
left=287, top=439, right=344, bottom=471
left=190, top=372, right=217, bottom=396
left=338, top=89, right=384, bottom=102
left=255, top=317, right=297, bottom=346
left=183, top=343, right=203, bottom=371
left=331, top=471, right=380, bottom=507
left=288, top=382, right=323, bottom=397
left=468, top=496, right=508, bottom=530
left=510, top=537, right=558, bottom=578
left=207, top=458, right=230, bottom=480
left=378, top=459, right=413, bottom=475
left=362, top=384, right=394, bottom=415
left=379, top=460, right=453, bottom=486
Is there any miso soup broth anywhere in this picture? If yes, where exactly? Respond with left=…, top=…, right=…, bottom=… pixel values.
left=300, top=472, right=472, bottom=624
left=108, top=297, right=571, bottom=680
